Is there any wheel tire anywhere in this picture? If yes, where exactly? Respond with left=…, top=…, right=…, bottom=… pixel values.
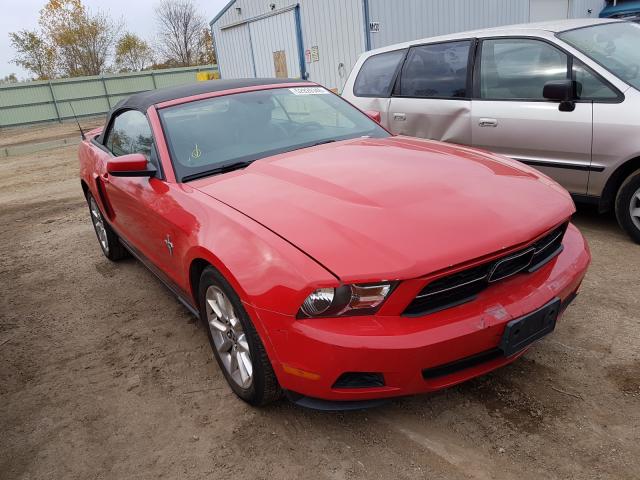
left=615, top=169, right=640, bottom=245
left=198, top=266, right=282, bottom=406
left=86, top=193, right=128, bottom=260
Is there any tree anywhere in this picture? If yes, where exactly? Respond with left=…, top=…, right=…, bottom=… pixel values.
left=116, top=33, right=154, bottom=71
left=8, top=30, right=57, bottom=80
left=198, top=28, right=216, bottom=65
left=39, top=0, right=122, bottom=77
left=1, top=74, right=19, bottom=85
left=155, top=0, right=208, bottom=66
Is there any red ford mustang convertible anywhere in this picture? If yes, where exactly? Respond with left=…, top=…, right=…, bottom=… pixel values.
left=79, top=79, right=590, bottom=409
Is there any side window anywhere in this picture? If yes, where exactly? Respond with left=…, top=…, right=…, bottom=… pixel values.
left=399, top=41, right=471, bottom=98
left=573, top=59, right=618, bottom=100
left=353, top=49, right=406, bottom=97
left=480, top=39, right=568, bottom=100
left=105, top=110, right=154, bottom=160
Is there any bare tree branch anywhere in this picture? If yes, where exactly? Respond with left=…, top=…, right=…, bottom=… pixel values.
left=155, top=0, right=208, bottom=66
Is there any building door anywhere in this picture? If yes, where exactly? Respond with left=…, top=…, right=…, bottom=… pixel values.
left=248, top=9, right=302, bottom=78
left=530, top=0, right=570, bottom=21
left=215, top=23, right=255, bottom=78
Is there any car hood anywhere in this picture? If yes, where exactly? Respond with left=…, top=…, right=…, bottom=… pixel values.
left=192, top=136, right=574, bottom=282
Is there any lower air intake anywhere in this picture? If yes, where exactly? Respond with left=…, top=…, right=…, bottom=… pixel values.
left=332, top=372, right=385, bottom=389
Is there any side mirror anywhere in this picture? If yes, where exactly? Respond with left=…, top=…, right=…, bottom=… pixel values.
left=106, top=153, right=156, bottom=177
left=365, top=110, right=382, bottom=123
left=543, top=80, right=581, bottom=112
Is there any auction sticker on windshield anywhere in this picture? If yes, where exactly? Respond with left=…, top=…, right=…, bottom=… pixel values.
left=289, top=87, right=329, bottom=95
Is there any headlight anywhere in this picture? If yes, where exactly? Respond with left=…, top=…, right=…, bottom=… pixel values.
left=300, top=288, right=335, bottom=316
left=298, top=282, right=395, bottom=318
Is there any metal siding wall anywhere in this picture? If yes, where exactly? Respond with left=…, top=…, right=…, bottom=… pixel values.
left=214, top=0, right=297, bottom=24
left=249, top=10, right=300, bottom=77
left=299, top=0, right=365, bottom=92
left=368, top=0, right=530, bottom=49
left=213, top=23, right=255, bottom=78
left=0, top=66, right=217, bottom=127
left=569, top=0, right=605, bottom=17
left=211, top=0, right=366, bottom=91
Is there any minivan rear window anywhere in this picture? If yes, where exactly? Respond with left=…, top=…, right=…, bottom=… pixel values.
left=353, top=49, right=406, bottom=97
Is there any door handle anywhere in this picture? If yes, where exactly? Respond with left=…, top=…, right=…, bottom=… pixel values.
left=479, top=118, right=498, bottom=127
left=393, top=113, right=406, bottom=121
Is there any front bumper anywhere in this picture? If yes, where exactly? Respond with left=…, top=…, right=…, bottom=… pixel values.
left=252, top=223, right=590, bottom=402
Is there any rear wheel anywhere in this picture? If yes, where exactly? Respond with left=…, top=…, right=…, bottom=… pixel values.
left=198, top=266, right=282, bottom=406
left=87, top=193, right=128, bottom=260
left=615, top=169, right=640, bottom=244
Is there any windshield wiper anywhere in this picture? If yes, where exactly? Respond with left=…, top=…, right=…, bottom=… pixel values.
left=309, top=139, right=337, bottom=147
left=181, top=161, right=253, bottom=182
left=279, top=139, right=339, bottom=156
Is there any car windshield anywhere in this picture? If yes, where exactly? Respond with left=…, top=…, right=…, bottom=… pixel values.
left=159, top=86, right=390, bottom=181
left=558, top=22, right=640, bottom=90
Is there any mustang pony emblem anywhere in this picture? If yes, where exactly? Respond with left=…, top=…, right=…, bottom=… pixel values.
left=164, top=234, right=174, bottom=256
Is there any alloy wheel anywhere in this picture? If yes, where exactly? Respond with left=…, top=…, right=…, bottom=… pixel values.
left=205, top=285, right=253, bottom=388
left=89, top=197, right=109, bottom=254
left=630, top=187, right=640, bottom=231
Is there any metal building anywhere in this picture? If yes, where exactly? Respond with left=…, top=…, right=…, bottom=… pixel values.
left=210, top=0, right=605, bottom=92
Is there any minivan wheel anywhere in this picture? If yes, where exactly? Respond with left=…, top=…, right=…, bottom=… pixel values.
left=615, top=169, right=640, bottom=244
left=198, top=266, right=282, bottom=406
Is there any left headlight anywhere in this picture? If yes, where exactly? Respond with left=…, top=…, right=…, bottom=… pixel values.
left=298, top=282, right=395, bottom=318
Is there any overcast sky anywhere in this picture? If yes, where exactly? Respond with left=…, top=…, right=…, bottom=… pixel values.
left=0, top=0, right=230, bottom=79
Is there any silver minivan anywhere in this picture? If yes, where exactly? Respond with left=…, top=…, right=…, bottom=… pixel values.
left=343, top=19, right=640, bottom=243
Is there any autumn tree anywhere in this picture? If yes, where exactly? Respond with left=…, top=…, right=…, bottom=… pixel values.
left=155, top=0, right=208, bottom=66
left=115, top=33, right=154, bottom=71
left=39, top=0, right=122, bottom=76
left=9, top=30, right=57, bottom=80
left=198, top=28, right=216, bottom=65
left=1, top=74, right=19, bottom=84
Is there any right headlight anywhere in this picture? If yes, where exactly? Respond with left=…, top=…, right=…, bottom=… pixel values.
left=297, top=282, right=395, bottom=318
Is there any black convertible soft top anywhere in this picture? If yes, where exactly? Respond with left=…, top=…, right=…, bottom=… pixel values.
left=115, top=77, right=308, bottom=112
left=100, top=78, right=310, bottom=141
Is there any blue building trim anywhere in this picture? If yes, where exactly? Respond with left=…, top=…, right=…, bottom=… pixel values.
left=362, top=0, right=371, bottom=51
left=247, top=22, right=258, bottom=77
left=210, top=24, right=222, bottom=78
left=294, top=5, right=308, bottom=79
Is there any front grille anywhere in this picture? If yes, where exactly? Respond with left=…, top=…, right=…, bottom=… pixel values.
left=403, top=223, right=568, bottom=317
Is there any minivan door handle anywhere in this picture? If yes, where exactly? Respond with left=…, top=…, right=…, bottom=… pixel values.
left=479, top=118, right=498, bottom=127
left=393, top=113, right=406, bottom=121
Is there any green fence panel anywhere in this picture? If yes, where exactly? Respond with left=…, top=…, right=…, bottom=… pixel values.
left=0, top=83, right=53, bottom=108
left=0, top=65, right=217, bottom=127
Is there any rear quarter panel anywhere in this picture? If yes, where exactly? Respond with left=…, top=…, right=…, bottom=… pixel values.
left=78, top=129, right=107, bottom=208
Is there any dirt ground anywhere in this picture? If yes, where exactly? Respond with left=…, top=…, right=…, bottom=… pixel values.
left=1, top=126, right=639, bottom=480
left=0, top=118, right=104, bottom=149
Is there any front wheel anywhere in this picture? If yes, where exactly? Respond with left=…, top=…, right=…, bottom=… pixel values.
left=87, top=193, right=128, bottom=260
left=198, top=266, right=282, bottom=406
left=615, top=169, right=640, bottom=244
